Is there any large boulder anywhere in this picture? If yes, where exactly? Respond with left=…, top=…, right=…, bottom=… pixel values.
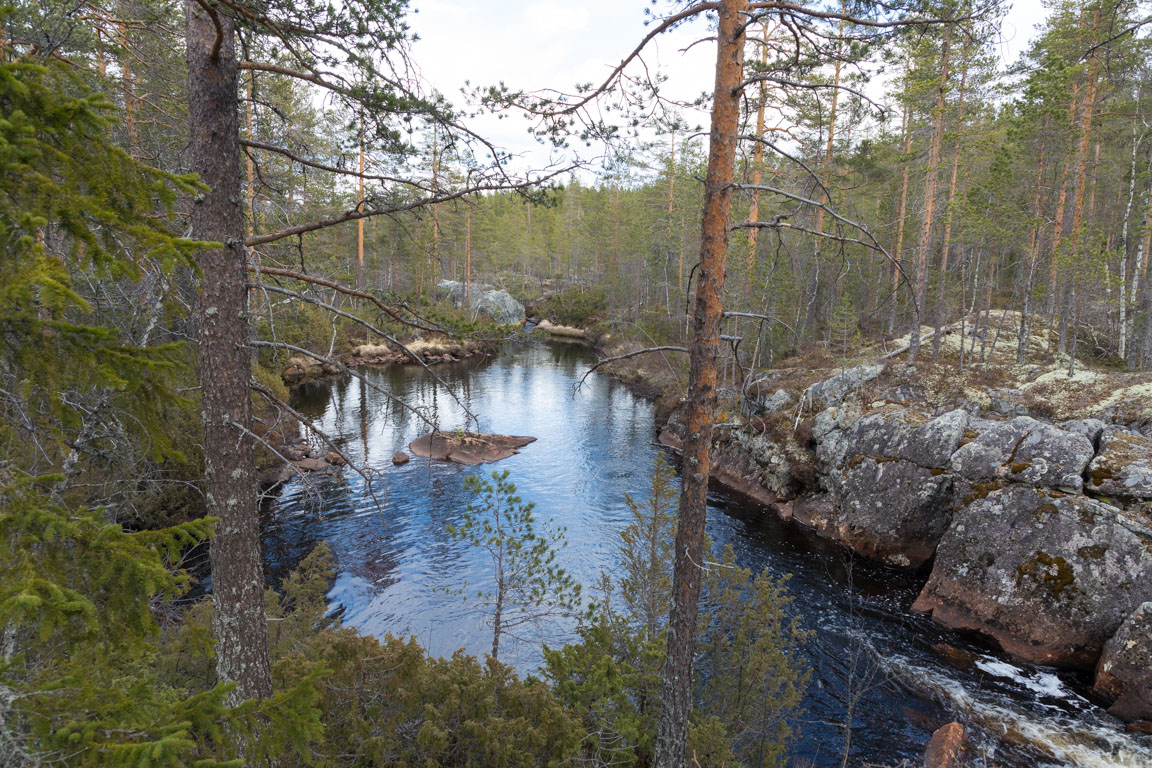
left=831, top=456, right=955, bottom=567
left=1093, top=603, right=1152, bottom=722
left=832, top=407, right=969, bottom=470
left=436, top=279, right=494, bottom=304
left=472, top=289, right=525, bottom=325
left=949, top=416, right=1094, bottom=493
left=1086, top=427, right=1152, bottom=502
left=806, top=366, right=884, bottom=412
left=804, top=363, right=884, bottom=408
left=912, top=486, right=1152, bottom=667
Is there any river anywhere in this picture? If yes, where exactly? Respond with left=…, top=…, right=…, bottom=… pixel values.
left=262, top=339, right=1151, bottom=767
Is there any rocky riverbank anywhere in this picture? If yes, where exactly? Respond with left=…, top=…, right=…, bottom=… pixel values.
left=659, top=344, right=1152, bottom=726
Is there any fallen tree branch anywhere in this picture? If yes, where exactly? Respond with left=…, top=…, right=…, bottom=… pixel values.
left=575, top=345, right=689, bottom=391
left=248, top=263, right=443, bottom=333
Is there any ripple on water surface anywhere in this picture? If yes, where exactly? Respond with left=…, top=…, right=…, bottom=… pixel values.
left=262, top=340, right=1152, bottom=768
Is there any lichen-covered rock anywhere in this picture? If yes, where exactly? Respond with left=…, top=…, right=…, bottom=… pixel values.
left=472, top=289, right=525, bottom=325
left=832, top=457, right=954, bottom=567
left=1059, top=418, right=1107, bottom=449
left=805, top=362, right=884, bottom=408
left=912, top=486, right=1152, bottom=666
left=838, top=408, right=969, bottom=470
left=746, top=388, right=793, bottom=415
left=1086, top=427, right=1152, bottom=501
left=658, top=422, right=790, bottom=507
left=436, top=279, right=494, bottom=304
left=1094, top=603, right=1152, bottom=722
left=948, top=416, right=1093, bottom=492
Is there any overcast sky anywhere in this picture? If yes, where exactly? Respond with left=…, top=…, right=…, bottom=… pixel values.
left=407, top=0, right=1050, bottom=171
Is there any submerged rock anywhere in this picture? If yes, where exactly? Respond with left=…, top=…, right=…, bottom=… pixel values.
left=409, top=432, right=536, bottom=466
left=1094, top=603, right=1152, bottom=722
left=392, top=450, right=410, bottom=465
left=923, top=722, right=970, bottom=768
left=912, top=486, right=1152, bottom=667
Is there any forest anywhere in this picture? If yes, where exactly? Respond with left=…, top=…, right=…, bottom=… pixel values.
left=3, top=0, right=1152, bottom=766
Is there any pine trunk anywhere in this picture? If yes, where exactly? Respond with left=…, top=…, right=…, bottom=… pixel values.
left=910, top=25, right=951, bottom=360
left=652, top=1, right=745, bottom=765
left=186, top=1, right=273, bottom=704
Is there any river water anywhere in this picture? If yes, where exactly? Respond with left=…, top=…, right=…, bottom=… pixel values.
left=263, top=339, right=1151, bottom=768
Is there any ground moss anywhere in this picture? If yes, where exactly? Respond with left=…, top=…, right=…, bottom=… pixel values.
left=1077, top=544, right=1108, bottom=560
left=963, top=481, right=1007, bottom=506
left=1009, top=461, right=1032, bottom=474
left=1016, top=551, right=1075, bottom=596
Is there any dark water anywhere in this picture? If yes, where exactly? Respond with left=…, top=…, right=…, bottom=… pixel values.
left=263, top=340, right=1150, bottom=768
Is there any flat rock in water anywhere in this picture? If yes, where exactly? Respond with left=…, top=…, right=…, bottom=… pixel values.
left=392, top=450, right=410, bottom=465
left=409, top=432, right=536, bottom=466
left=292, top=457, right=329, bottom=472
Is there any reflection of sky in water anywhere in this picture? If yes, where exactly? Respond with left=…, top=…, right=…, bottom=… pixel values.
left=264, top=341, right=657, bottom=671
left=262, top=340, right=1148, bottom=768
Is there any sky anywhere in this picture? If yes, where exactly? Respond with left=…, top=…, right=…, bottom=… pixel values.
left=407, top=0, right=1052, bottom=172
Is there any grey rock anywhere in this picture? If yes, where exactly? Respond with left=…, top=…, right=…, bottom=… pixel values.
left=1086, top=427, right=1152, bottom=501
left=805, top=363, right=884, bottom=408
left=949, top=416, right=1094, bottom=492
left=912, top=486, right=1152, bottom=667
left=1094, top=603, right=1152, bottom=722
left=436, top=279, right=494, bottom=304
left=833, top=457, right=954, bottom=567
left=1059, top=418, right=1107, bottom=449
left=838, top=407, right=969, bottom=470
left=472, top=289, right=525, bottom=325
left=756, top=389, right=793, bottom=414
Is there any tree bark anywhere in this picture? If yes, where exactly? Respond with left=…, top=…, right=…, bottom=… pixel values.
left=887, top=95, right=912, bottom=335
left=932, top=34, right=967, bottom=362
left=186, top=0, right=273, bottom=704
left=652, top=1, right=745, bottom=765
left=909, top=23, right=952, bottom=360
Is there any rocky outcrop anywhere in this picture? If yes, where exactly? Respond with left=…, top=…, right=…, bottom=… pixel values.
left=664, top=358, right=1152, bottom=686
left=832, top=457, right=954, bottom=567
left=1086, top=427, right=1152, bottom=501
left=1093, top=603, right=1152, bottom=722
left=911, top=487, right=1152, bottom=666
left=409, top=432, right=536, bottom=465
left=804, top=362, right=883, bottom=408
left=949, top=417, right=1093, bottom=493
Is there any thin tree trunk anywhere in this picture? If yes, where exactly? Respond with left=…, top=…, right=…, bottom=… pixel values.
left=357, top=120, right=365, bottom=287
left=653, top=2, right=746, bottom=765
left=185, top=0, right=272, bottom=704
left=746, top=28, right=768, bottom=309
left=933, top=35, right=968, bottom=362
left=910, top=24, right=952, bottom=360
left=1018, top=129, right=1047, bottom=364
left=887, top=96, right=912, bottom=334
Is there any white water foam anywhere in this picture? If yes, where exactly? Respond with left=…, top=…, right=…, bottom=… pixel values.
left=879, top=652, right=1152, bottom=768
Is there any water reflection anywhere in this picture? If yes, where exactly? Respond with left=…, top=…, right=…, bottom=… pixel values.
left=263, top=339, right=1150, bottom=768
